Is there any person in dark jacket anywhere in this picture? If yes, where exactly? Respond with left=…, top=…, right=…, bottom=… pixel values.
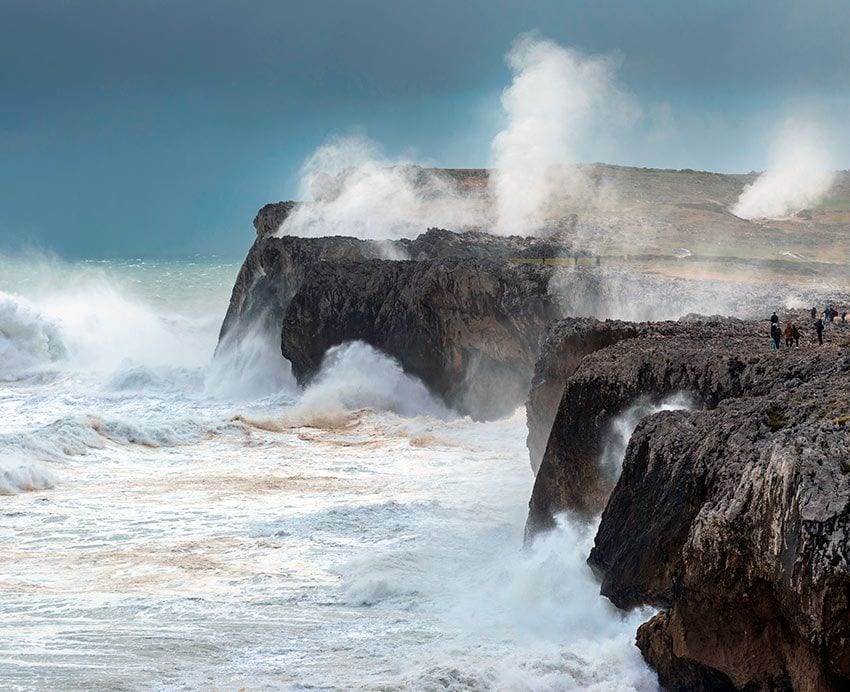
left=816, top=318, right=825, bottom=345
left=771, top=311, right=779, bottom=325
left=811, top=306, right=817, bottom=319
left=771, top=323, right=782, bottom=349
left=791, top=323, right=800, bottom=347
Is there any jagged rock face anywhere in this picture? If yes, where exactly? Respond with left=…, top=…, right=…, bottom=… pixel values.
left=282, top=257, right=563, bottom=420
left=525, top=319, right=642, bottom=472
left=219, top=201, right=578, bottom=345
left=590, top=356, right=850, bottom=690
left=218, top=201, right=578, bottom=419
left=253, top=201, right=298, bottom=238
left=527, top=319, right=772, bottom=526
left=524, top=315, right=850, bottom=689
left=218, top=201, right=379, bottom=345
left=524, top=314, right=850, bottom=479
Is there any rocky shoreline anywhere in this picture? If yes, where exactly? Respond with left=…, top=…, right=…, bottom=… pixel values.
left=527, top=315, right=850, bottom=690
left=219, top=203, right=850, bottom=690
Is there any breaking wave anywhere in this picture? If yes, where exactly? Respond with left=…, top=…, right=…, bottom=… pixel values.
left=0, top=292, right=66, bottom=380
left=0, top=259, right=223, bottom=382
left=0, top=455, right=56, bottom=494
left=0, top=413, right=244, bottom=494
left=284, top=341, right=454, bottom=426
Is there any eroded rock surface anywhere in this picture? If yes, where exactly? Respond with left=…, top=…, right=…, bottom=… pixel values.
left=218, top=202, right=578, bottom=419
left=527, top=319, right=770, bottom=524
left=594, top=354, right=850, bottom=690
left=281, top=257, right=563, bottom=420
left=525, top=318, right=643, bottom=472
left=526, top=316, right=850, bottom=689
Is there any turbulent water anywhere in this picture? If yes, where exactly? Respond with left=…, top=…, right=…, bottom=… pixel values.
left=0, top=256, right=657, bottom=690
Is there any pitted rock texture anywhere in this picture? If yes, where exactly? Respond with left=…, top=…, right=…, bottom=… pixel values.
left=525, top=316, right=850, bottom=689
left=281, top=257, right=563, bottom=420
left=591, top=359, right=850, bottom=690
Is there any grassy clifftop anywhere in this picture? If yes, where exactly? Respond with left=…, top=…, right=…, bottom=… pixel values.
left=425, top=164, right=850, bottom=286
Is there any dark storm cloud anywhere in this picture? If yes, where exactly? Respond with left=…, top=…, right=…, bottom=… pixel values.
left=1, top=0, right=849, bottom=256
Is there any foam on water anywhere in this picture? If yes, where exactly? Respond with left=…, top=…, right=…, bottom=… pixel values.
left=285, top=341, right=454, bottom=427
left=0, top=292, right=67, bottom=380
left=0, top=256, right=658, bottom=690
left=0, top=454, right=56, bottom=494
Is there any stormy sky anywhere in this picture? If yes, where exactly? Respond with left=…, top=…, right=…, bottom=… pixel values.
left=2, top=0, right=849, bottom=258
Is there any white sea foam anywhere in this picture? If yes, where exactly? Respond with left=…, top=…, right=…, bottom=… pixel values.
left=0, top=292, right=66, bottom=380
left=286, top=340, right=453, bottom=426
left=0, top=454, right=56, bottom=494
left=0, top=257, right=658, bottom=690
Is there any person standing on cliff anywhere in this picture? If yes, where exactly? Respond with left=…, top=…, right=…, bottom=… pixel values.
left=816, top=318, right=825, bottom=345
left=783, top=322, right=794, bottom=347
left=791, top=323, right=800, bottom=347
left=811, top=306, right=817, bottom=319
left=771, top=311, right=779, bottom=325
left=771, top=323, right=782, bottom=349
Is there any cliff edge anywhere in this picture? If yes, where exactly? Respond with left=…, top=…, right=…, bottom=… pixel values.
left=525, top=316, right=850, bottom=690
left=217, top=201, right=577, bottom=419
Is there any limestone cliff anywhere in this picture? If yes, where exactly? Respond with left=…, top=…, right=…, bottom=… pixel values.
left=281, top=257, right=563, bottom=420
left=217, top=201, right=578, bottom=419
left=525, top=316, right=850, bottom=689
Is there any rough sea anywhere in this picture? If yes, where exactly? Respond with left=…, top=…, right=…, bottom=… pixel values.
left=0, top=256, right=657, bottom=690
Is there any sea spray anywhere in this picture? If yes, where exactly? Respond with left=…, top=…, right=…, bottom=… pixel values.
left=490, top=33, right=639, bottom=236
left=732, top=119, right=836, bottom=220
left=0, top=258, right=659, bottom=690
left=283, top=340, right=454, bottom=427
left=0, top=292, right=66, bottom=380
left=206, top=322, right=297, bottom=401
left=599, top=394, right=694, bottom=477
left=277, top=133, right=487, bottom=241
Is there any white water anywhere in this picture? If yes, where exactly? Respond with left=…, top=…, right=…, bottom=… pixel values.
left=0, top=256, right=656, bottom=690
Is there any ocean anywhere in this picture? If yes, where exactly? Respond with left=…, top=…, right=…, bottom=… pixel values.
left=0, top=256, right=656, bottom=690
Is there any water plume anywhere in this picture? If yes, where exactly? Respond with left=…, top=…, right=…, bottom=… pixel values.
left=732, top=120, right=836, bottom=220
left=284, top=341, right=453, bottom=427
left=490, top=33, right=639, bottom=236
left=277, top=134, right=486, bottom=241
left=599, top=394, right=693, bottom=478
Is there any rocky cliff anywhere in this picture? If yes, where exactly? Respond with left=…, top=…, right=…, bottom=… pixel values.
left=525, top=316, right=850, bottom=689
left=221, top=201, right=845, bottom=423
left=218, top=201, right=578, bottom=419
left=525, top=318, right=643, bottom=473
left=281, top=256, right=563, bottom=419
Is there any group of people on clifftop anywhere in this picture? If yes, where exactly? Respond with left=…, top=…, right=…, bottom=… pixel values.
left=769, top=306, right=846, bottom=349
